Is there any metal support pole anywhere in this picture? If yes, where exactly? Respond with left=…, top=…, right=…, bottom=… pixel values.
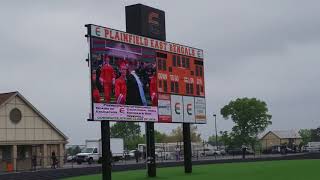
left=183, top=123, right=192, bottom=173
left=101, top=121, right=112, bottom=180
left=213, top=114, right=218, bottom=150
left=146, top=122, right=156, bottom=177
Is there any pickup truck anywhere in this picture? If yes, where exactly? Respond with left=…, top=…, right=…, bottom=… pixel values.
left=76, top=138, right=124, bottom=164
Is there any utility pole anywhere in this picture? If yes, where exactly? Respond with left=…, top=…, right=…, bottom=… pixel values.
left=213, top=114, right=218, bottom=150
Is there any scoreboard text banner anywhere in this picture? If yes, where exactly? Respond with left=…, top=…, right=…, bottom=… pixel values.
left=89, top=24, right=203, bottom=59
left=94, top=104, right=158, bottom=122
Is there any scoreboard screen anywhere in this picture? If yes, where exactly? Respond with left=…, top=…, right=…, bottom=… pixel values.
left=87, top=24, right=206, bottom=124
left=155, top=51, right=205, bottom=123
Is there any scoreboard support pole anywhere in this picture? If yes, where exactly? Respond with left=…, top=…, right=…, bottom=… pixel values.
left=146, top=122, right=156, bottom=177
left=101, top=121, right=112, bottom=180
left=183, top=123, right=192, bottom=173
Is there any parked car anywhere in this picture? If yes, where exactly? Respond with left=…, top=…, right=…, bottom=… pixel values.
left=200, top=148, right=225, bottom=156
left=124, top=150, right=137, bottom=160
left=227, top=148, right=254, bottom=155
left=66, top=155, right=77, bottom=162
left=304, top=142, right=320, bottom=152
left=155, top=149, right=175, bottom=160
left=271, top=145, right=296, bottom=154
left=219, top=149, right=226, bottom=155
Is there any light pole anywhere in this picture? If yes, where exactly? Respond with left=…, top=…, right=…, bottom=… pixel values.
left=213, top=114, right=218, bottom=150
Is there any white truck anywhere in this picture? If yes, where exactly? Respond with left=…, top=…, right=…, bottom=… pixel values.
left=304, top=142, right=320, bottom=152
left=76, top=138, right=124, bottom=164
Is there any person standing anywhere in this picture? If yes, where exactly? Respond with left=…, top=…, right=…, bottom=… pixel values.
left=51, top=151, right=57, bottom=169
left=92, top=84, right=101, bottom=103
left=100, top=55, right=115, bottom=103
left=31, top=155, right=37, bottom=171
left=95, top=56, right=103, bottom=93
left=241, top=145, right=247, bottom=159
left=115, top=62, right=127, bottom=104
left=126, top=60, right=147, bottom=106
left=134, top=149, right=139, bottom=163
left=149, top=71, right=157, bottom=106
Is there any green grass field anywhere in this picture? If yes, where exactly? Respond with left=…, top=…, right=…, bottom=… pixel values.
left=64, top=159, right=320, bottom=180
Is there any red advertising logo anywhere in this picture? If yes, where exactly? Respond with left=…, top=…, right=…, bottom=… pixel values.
left=187, top=104, right=193, bottom=115
left=148, top=12, right=160, bottom=35
left=175, top=103, right=181, bottom=114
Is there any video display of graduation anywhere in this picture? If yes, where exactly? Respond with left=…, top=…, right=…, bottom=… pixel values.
left=90, top=38, right=158, bottom=121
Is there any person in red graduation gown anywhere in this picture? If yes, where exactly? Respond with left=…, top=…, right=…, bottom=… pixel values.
left=149, top=73, right=158, bottom=106
left=115, top=62, right=127, bottom=104
left=100, top=55, right=115, bottom=103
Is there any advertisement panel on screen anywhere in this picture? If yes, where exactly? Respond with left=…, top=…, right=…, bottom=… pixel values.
left=87, top=24, right=206, bottom=123
left=158, top=93, right=171, bottom=122
left=170, top=95, right=184, bottom=123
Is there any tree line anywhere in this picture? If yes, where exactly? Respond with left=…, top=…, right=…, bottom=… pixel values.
left=67, top=97, right=319, bottom=155
left=110, top=123, right=202, bottom=150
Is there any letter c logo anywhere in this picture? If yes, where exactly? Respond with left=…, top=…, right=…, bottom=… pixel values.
left=119, top=107, right=125, bottom=113
left=148, top=12, right=160, bottom=35
left=175, top=103, right=181, bottom=114
left=95, top=27, right=101, bottom=36
left=148, top=12, right=159, bottom=26
left=187, top=104, right=192, bottom=115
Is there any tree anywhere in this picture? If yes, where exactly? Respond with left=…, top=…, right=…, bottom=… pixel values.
left=166, top=126, right=183, bottom=142
left=219, top=131, right=232, bottom=147
left=126, top=135, right=144, bottom=150
left=66, top=147, right=73, bottom=155
left=190, top=125, right=202, bottom=142
left=73, top=146, right=82, bottom=155
left=208, top=135, right=222, bottom=146
left=164, top=125, right=202, bottom=142
left=110, top=122, right=142, bottom=149
left=66, top=145, right=81, bottom=156
left=220, top=97, right=272, bottom=148
left=299, top=129, right=312, bottom=146
left=154, top=130, right=168, bottom=143
left=311, top=127, right=320, bottom=142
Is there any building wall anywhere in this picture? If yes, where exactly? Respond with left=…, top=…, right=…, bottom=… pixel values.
left=0, top=96, right=64, bottom=143
left=261, top=132, right=281, bottom=150
left=260, top=132, right=303, bottom=150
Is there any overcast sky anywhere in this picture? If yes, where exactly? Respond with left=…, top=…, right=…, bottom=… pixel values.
left=1, top=0, right=319, bottom=144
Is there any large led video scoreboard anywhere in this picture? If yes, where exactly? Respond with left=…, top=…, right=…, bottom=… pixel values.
left=87, top=24, right=206, bottom=124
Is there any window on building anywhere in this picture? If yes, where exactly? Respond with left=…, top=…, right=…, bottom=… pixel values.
left=18, top=146, right=27, bottom=159
left=159, top=80, right=162, bottom=89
